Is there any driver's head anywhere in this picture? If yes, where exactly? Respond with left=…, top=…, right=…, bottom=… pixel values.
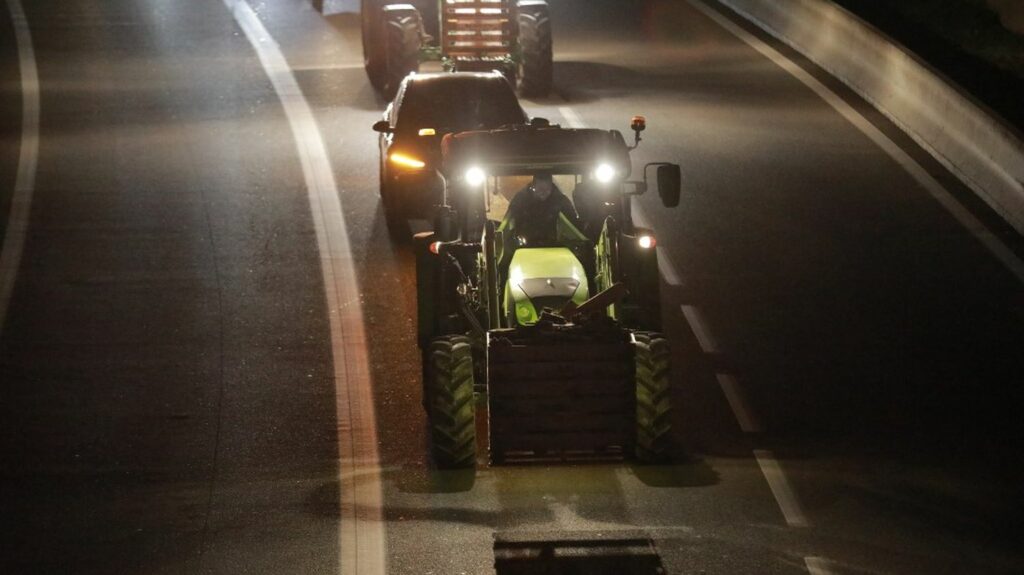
left=531, top=173, right=554, bottom=201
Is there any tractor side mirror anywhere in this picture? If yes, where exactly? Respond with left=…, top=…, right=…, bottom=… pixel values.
left=372, top=120, right=392, bottom=134
left=656, top=164, right=682, bottom=208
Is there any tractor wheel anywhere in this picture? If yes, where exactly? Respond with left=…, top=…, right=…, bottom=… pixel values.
left=516, top=1, right=553, bottom=97
left=362, top=0, right=388, bottom=92
left=634, top=332, right=672, bottom=463
left=424, top=335, right=477, bottom=469
left=382, top=5, right=423, bottom=98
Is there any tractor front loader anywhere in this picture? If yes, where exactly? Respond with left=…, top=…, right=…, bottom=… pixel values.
left=361, top=0, right=553, bottom=97
left=414, top=118, right=683, bottom=469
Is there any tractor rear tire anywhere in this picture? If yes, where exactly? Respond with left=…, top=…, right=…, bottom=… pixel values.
left=382, top=5, right=423, bottom=98
left=424, top=336, right=477, bottom=469
left=516, top=1, right=553, bottom=97
left=362, top=0, right=388, bottom=92
left=634, top=332, right=672, bottom=463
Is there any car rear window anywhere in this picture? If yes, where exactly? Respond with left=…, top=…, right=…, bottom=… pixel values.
left=396, top=78, right=527, bottom=134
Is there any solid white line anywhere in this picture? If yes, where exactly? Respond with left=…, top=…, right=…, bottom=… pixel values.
left=716, top=373, right=762, bottom=433
left=222, top=2, right=386, bottom=573
left=0, top=0, right=39, bottom=334
left=680, top=305, right=719, bottom=353
left=805, top=556, right=836, bottom=575
left=754, top=449, right=810, bottom=527
left=559, top=105, right=585, bottom=129
left=687, top=0, right=1024, bottom=285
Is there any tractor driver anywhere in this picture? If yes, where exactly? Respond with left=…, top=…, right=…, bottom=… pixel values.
left=504, top=173, right=581, bottom=245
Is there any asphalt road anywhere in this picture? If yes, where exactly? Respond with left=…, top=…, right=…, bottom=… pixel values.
left=1, top=0, right=1022, bottom=573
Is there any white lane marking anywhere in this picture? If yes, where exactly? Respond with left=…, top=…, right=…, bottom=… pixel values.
left=0, top=0, right=39, bottom=334
left=754, top=449, right=810, bottom=527
left=631, top=200, right=686, bottom=287
left=222, top=2, right=386, bottom=573
left=688, top=0, right=1024, bottom=285
left=716, top=373, right=763, bottom=433
left=805, top=556, right=837, bottom=575
left=680, top=305, right=718, bottom=353
left=559, top=105, right=585, bottom=129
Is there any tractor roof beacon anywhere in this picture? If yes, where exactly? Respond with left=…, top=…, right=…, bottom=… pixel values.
left=415, top=116, right=684, bottom=469
left=361, top=0, right=554, bottom=98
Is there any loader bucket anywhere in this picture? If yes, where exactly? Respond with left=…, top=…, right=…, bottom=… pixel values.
left=486, top=326, right=636, bottom=463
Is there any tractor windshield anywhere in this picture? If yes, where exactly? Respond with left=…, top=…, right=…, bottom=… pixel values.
left=483, top=175, right=579, bottom=224
left=481, top=174, right=615, bottom=245
left=396, top=78, right=526, bottom=135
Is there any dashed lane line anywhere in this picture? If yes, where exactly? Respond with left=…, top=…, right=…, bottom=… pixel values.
left=716, top=373, right=763, bottom=433
left=805, top=556, right=837, bottom=575
left=558, top=105, right=585, bottom=129
left=0, top=0, right=39, bottom=334
left=754, top=450, right=810, bottom=527
left=688, top=0, right=1024, bottom=285
left=222, top=1, right=386, bottom=573
left=681, top=304, right=719, bottom=354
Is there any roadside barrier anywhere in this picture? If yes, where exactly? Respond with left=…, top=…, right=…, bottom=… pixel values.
left=718, top=0, right=1024, bottom=235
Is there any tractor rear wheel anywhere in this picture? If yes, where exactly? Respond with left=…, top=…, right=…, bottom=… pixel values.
left=424, top=335, right=477, bottom=469
left=382, top=5, right=423, bottom=98
left=634, top=332, right=672, bottom=463
left=516, top=1, right=553, bottom=97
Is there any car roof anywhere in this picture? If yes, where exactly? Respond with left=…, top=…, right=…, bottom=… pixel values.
left=403, top=71, right=509, bottom=87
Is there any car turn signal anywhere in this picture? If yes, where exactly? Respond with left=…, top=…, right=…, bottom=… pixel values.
left=389, top=152, right=426, bottom=169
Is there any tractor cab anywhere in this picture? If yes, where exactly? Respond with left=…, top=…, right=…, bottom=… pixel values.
left=414, top=119, right=682, bottom=468
left=435, top=121, right=677, bottom=330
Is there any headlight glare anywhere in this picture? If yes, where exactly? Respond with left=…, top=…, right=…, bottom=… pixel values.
left=465, top=166, right=486, bottom=187
left=594, top=163, right=617, bottom=183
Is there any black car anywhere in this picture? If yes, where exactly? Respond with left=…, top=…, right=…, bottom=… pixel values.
left=372, top=72, right=529, bottom=229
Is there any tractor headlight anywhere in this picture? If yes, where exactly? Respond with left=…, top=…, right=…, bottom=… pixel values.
left=594, top=163, right=617, bottom=184
left=637, top=234, right=656, bottom=249
left=465, top=166, right=486, bottom=187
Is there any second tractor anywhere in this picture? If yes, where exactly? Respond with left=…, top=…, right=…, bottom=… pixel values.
left=361, top=0, right=554, bottom=98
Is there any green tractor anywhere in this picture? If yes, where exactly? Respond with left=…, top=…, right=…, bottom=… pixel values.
left=415, top=117, right=683, bottom=468
left=360, top=0, right=554, bottom=97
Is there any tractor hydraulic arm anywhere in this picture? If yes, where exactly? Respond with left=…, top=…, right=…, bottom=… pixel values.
left=560, top=282, right=629, bottom=321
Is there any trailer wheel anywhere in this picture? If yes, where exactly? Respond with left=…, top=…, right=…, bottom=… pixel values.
left=382, top=5, right=423, bottom=98
left=425, top=335, right=477, bottom=469
left=634, top=332, right=672, bottom=463
left=516, top=1, right=553, bottom=97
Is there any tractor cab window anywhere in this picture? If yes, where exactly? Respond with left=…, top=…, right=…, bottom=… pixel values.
left=479, top=175, right=589, bottom=254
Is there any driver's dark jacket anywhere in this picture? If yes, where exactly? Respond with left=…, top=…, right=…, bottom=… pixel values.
left=505, top=184, right=580, bottom=244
